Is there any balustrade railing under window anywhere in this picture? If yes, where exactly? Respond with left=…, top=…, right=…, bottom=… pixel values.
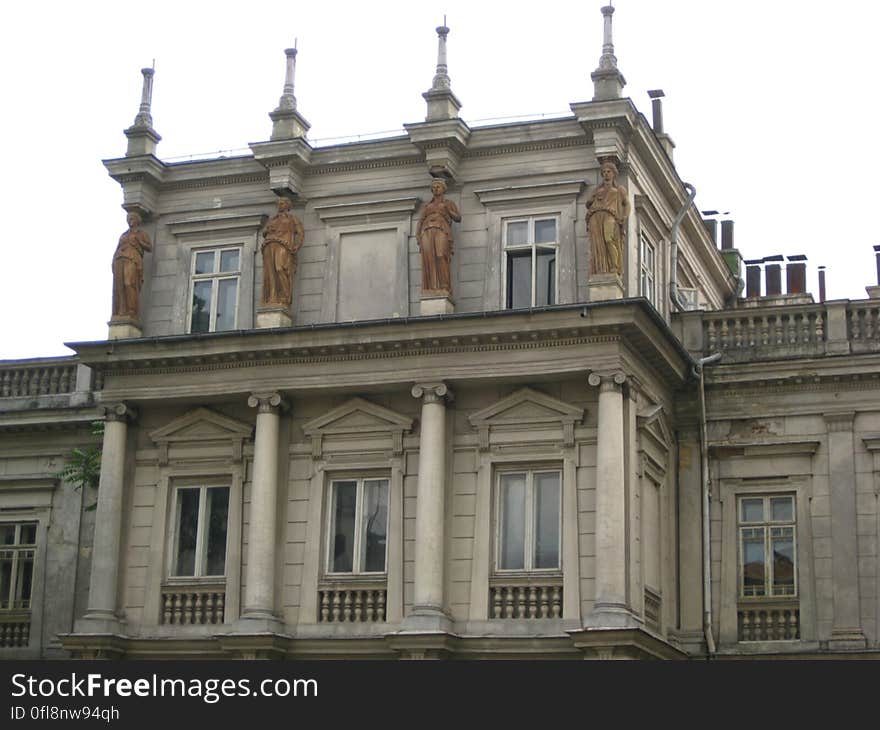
left=0, top=612, right=31, bottom=648
left=489, top=578, right=563, bottom=619
left=737, top=601, right=800, bottom=641
left=318, top=582, right=387, bottom=623
left=161, top=584, right=226, bottom=625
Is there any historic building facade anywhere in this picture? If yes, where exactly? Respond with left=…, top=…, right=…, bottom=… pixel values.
left=2, top=6, right=879, bottom=659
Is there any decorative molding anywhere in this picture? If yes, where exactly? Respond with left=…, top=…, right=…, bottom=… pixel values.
left=588, top=371, right=627, bottom=393
left=247, top=392, right=288, bottom=414
left=468, top=386, right=584, bottom=451
left=149, top=407, right=253, bottom=466
left=302, top=397, right=414, bottom=457
left=166, top=213, right=268, bottom=237
left=163, top=172, right=269, bottom=192
left=473, top=180, right=585, bottom=207
left=463, top=137, right=588, bottom=159
left=100, top=402, right=137, bottom=423
left=411, top=382, right=452, bottom=406
left=824, top=411, right=855, bottom=432
left=310, top=156, right=424, bottom=176
left=708, top=439, right=821, bottom=458
left=313, top=197, right=420, bottom=223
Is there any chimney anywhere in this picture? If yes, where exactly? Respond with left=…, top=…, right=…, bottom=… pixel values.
left=867, top=245, right=880, bottom=299
left=763, top=255, right=784, bottom=296
left=745, top=259, right=762, bottom=298
left=646, top=89, right=675, bottom=159
left=703, top=218, right=717, bottom=245
left=786, top=255, right=807, bottom=294
left=720, top=220, right=734, bottom=251
left=818, top=266, right=826, bottom=303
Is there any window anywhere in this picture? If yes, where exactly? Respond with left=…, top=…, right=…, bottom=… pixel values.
left=639, top=232, right=656, bottom=305
left=170, top=486, right=229, bottom=578
left=504, top=217, right=558, bottom=309
left=188, top=247, right=241, bottom=333
left=495, top=470, right=561, bottom=572
left=327, top=478, right=389, bottom=575
left=738, top=495, right=796, bottom=598
left=0, top=522, right=36, bottom=611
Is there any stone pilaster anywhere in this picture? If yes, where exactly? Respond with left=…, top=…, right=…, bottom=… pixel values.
left=78, top=403, right=136, bottom=634
left=239, top=392, right=287, bottom=631
left=585, top=371, right=638, bottom=628
left=402, top=382, right=453, bottom=633
left=824, top=411, right=867, bottom=649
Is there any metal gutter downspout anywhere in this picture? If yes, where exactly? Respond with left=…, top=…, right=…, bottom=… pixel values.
left=669, top=182, right=697, bottom=312
left=696, top=352, right=722, bottom=655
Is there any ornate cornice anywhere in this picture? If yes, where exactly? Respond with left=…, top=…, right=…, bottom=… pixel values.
left=706, top=372, right=880, bottom=398
left=463, top=137, right=587, bottom=159
left=163, top=172, right=268, bottom=191
left=310, top=157, right=424, bottom=176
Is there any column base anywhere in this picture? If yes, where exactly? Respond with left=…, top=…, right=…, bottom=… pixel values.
left=234, top=610, right=285, bottom=634
left=588, top=273, right=624, bottom=301
left=420, top=294, right=454, bottom=316
left=583, top=603, right=641, bottom=630
left=256, top=306, right=292, bottom=329
left=828, top=628, right=867, bottom=651
left=74, top=611, right=126, bottom=636
left=107, top=318, right=142, bottom=340
left=399, top=606, right=454, bottom=634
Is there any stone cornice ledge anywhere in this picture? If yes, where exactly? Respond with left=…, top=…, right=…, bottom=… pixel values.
left=474, top=180, right=586, bottom=207
left=708, top=438, right=821, bottom=457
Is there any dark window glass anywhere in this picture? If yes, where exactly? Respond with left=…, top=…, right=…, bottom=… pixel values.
left=205, top=487, right=229, bottom=576
left=174, top=488, right=200, bottom=576
left=331, top=482, right=357, bottom=573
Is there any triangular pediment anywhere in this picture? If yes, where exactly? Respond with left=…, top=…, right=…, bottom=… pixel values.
left=149, top=407, right=253, bottom=444
left=469, top=387, right=584, bottom=429
left=637, top=404, right=672, bottom=451
left=302, top=397, right=413, bottom=437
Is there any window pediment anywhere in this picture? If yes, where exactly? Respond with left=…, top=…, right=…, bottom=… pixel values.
left=302, top=397, right=414, bottom=458
left=468, top=387, right=584, bottom=450
left=149, top=407, right=253, bottom=465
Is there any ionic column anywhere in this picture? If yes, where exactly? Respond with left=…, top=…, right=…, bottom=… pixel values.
left=406, top=382, right=453, bottom=631
left=242, top=392, right=286, bottom=623
left=587, top=371, right=635, bottom=626
left=82, top=403, right=136, bottom=630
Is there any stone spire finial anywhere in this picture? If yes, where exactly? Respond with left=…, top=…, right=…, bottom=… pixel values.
left=270, top=42, right=310, bottom=141
left=423, top=20, right=462, bottom=122
left=124, top=63, right=161, bottom=157
left=591, top=4, right=626, bottom=101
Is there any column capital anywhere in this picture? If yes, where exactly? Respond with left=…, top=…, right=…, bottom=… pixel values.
left=248, top=391, right=288, bottom=414
left=99, top=402, right=137, bottom=423
left=588, top=371, right=627, bottom=393
left=411, top=382, right=453, bottom=404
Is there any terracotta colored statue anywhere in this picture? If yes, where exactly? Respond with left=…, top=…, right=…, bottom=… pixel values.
left=261, top=197, right=304, bottom=307
left=111, top=211, right=153, bottom=320
left=417, top=178, right=461, bottom=296
left=586, top=160, right=630, bottom=276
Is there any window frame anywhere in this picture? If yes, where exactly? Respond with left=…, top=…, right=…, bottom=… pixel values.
left=0, top=522, right=37, bottom=612
left=324, top=476, right=391, bottom=578
left=186, top=245, right=242, bottom=334
left=737, top=493, right=798, bottom=599
left=502, top=215, right=560, bottom=309
left=493, top=467, right=563, bottom=575
left=168, top=482, right=231, bottom=580
left=639, top=230, right=657, bottom=306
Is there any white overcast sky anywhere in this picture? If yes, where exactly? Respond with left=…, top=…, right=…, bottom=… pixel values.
left=2, top=0, right=879, bottom=359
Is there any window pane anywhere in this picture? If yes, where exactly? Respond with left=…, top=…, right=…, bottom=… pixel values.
left=19, top=524, right=36, bottom=545
left=741, top=527, right=766, bottom=596
left=215, top=278, right=238, bottom=331
left=331, top=482, right=357, bottom=573
left=771, top=497, right=793, bottom=522
left=194, top=251, right=215, bottom=275
left=772, top=529, right=795, bottom=596
left=0, top=553, right=11, bottom=608
left=174, top=488, right=200, bottom=576
left=361, top=480, right=389, bottom=573
left=499, top=473, right=526, bottom=570
left=204, top=487, right=229, bottom=576
left=534, top=219, right=556, bottom=244
left=191, top=280, right=213, bottom=333
left=16, top=552, right=34, bottom=608
left=506, top=221, right=528, bottom=246
left=0, top=526, right=14, bottom=545
left=219, top=249, right=240, bottom=272
left=507, top=251, right=532, bottom=309
left=533, top=472, right=560, bottom=569
left=535, top=248, right=556, bottom=307
left=741, top=498, right=763, bottom=523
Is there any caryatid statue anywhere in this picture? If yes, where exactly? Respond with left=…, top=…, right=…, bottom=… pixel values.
left=416, top=178, right=461, bottom=296
left=111, top=211, right=153, bottom=320
left=586, top=159, right=630, bottom=277
left=260, top=197, right=305, bottom=307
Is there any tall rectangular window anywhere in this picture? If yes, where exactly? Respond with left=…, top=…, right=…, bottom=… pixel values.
left=639, top=232, right=656, bottom=306
left=504, top=217, right=558, bottom=309
left=327, top=478, right=389, bottom=575
left=738, top=495, right=797, bottom=598
left=0, top=522, right=36, bottom=611
left=189, top=247, right=241, bottom=333
left=171, top=486, right=229, bottom=578
left=496, top=470, right=561, bottom=572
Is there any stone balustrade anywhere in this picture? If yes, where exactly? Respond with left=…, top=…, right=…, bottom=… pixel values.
left=489, top=580, right=563, bottom=619
left=0, top=612, right=31, bottom=648
left=737, top=602, right=800, bottom=641
left=318, top=584, right=387, bottom=623
left=161, top=585, right=226, bottom=625
left=0, top=357, right=102, bottom=401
